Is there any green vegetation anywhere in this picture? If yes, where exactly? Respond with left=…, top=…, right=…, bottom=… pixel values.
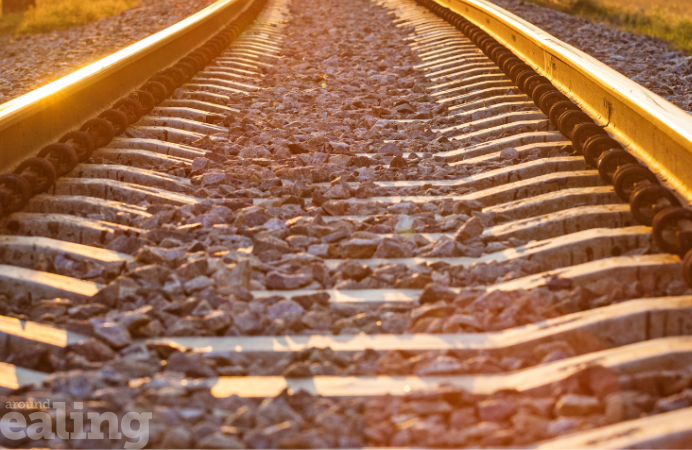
left=0, top=0, right=139, bottom=35
left=524, top=0, right=692, bottom=53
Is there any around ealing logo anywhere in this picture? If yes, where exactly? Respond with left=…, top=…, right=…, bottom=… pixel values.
left=1, top=401, right=152, bottom=449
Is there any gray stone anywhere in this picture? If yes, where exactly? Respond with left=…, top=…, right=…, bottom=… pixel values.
left=454, top=217, right=484, bottom=242
left=236, top=206, right=271, bottom=227
left=91, top=276, right=139, bottom=308
left=130, top=264, right=172, bottom=285
left=469, top=290, right=514, bottom=312
left=191, top=158, right=210, bottom=172
left=166, top=351, right=215, bottom=377
left=160, top=427, right=193, bottom=449
left=301, top=310, right=332, bottom=330
left=263, top=218, right=288, bottom=230
left=449, top=407, right=477, bottom=428
left=402, top=399, right=453, bottom=415
left=339, top=238, right=380, bottom=258
left=547, top=416, right=582, bottom=437
left=118, top=306, right=153, bottom=333
left=190, top=299, right=212, bottom=316
left=268, top=299, right=306, bottom=320
left=202, top=310, right=232, bottom=332
left=167, top=317, right=202, bottom=336
left=499, top=147, right=518, bottom=160
left=341, top=261, right=372, bottom=281
left=256, top=396, right=305, bottom=427
left=378, top=142, right=403, bottom=156
left=387, top=202, right=416, bottom=215
left=69, top=338, right=116, bottom=362
left=292, top=291, right=329, bottom=308
left=177, top=259, right=208, bottom=279
left=195, top=432, right=244, bottom=449
left=265, top=271, right=312, bottom=290
left=91, top=321, right=132, bottom=349
left=419, top=283, right=457, bottom=304
left=415, top=356, right=467, bottom=376
left=477, top=398, right=518, bottom=421
left=307, top=244, right=329, bottom=257
left=374, top=238, right=411, bottom=258
left=411, top=302, right=453, bottom=321
left=324, top=182, right=352, bottom=199
left=234, top=311, right=263, bottom=334
left=202, top=172, right=226, bottom=187
left=420, top=236, right=460, bottom=257
left=185, top=275, right=215, bottom=293
left=444, top=314, right=484, bottom=331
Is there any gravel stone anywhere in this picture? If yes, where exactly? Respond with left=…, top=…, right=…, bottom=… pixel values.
left=196, top=432, right=245, bottom=449
left=268, top=299, right=305, bottom=319
left=265, top=271, right=312, bottom=290
left=91, top=320, right=132, bottom=349
left=477, top=398, right=518, bottom=421
left=454, top=217, right=484, bottom=242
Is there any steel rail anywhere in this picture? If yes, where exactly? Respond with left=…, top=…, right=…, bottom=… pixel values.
left=0, top=0, right=256, bottom=172
left=428, top=0, right=692, bottom=206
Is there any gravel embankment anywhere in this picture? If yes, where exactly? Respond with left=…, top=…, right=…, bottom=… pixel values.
left=4, top=0, right=679, bottom=344
left=0, top=0, right=216, bottom=104
left=487, top=0, right=692, bottom=113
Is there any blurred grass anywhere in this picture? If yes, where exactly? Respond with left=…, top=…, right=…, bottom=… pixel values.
left=524, top=0, right=692, bottom=53
left=0, top=10, right=23, bottom=35
left=0, top=0, right=139, bottom=35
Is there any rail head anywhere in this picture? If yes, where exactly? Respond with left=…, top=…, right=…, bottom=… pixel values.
left=433, top=0, right=692, bottom=205
left=0, top=0, right=255, bottom=172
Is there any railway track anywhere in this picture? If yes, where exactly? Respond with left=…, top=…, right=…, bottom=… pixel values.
left=0, top=0, right=692, bottom=447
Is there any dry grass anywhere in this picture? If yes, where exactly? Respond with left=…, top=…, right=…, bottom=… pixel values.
left=597, top=0, right=692, bottom=17
left=1, top=0, right=139, bottom=35
left=0, top=10, right=23, bottom=35
left=526, top=0, right=692, bottom=53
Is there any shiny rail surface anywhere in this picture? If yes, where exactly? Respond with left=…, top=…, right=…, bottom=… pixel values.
left=1, top=0, right=692, bottom=447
